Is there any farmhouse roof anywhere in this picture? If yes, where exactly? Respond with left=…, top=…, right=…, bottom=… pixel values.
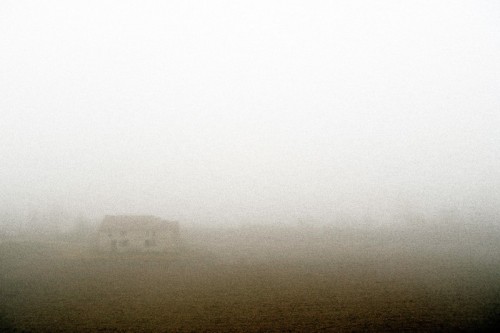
left=99, top=215, right=179, bottom=232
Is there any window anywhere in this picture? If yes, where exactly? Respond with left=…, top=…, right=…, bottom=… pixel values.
left=144, top=239, right=156, bottom=247
left=119, top=240, right=129, bottom=247
left=120, top=230, right=127, bottom=236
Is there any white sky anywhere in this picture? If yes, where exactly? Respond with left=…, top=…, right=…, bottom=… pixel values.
left=1, top=0, right=499, bottom=223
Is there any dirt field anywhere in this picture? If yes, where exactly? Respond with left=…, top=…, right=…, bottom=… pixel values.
left=1, top=226, right=500, bottom=332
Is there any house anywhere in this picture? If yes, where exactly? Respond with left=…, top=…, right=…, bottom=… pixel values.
left=98, top=215, right=179, bottom=252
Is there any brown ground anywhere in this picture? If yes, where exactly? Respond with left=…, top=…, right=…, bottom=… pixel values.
left=1, top=226, right=499, bottom=332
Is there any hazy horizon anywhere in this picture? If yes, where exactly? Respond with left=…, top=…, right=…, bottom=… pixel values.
left=1, top=0, right=499, bottom=225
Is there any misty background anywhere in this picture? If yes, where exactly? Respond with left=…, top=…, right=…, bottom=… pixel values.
left=1, top=0, right=499, bottom=231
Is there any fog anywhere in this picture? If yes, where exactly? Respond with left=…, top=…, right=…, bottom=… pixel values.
left=1, top=3, right=500, bottom=330
left=1, top=0, right=500, bottom=227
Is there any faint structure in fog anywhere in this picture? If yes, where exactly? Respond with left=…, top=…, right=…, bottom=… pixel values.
left=98, top=215, right=179, bottom=252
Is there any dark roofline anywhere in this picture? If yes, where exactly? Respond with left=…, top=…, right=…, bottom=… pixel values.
left=99, top=215, right=179, bottom=233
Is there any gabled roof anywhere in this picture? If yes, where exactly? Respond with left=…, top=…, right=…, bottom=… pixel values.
left=99, top=215, right=179, bottom=232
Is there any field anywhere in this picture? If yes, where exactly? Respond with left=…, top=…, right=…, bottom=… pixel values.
left=1, top=225, right=500, bottom=332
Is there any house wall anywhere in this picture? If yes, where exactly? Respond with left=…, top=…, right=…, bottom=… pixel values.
left=98, top=229, right=178, bottom=252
